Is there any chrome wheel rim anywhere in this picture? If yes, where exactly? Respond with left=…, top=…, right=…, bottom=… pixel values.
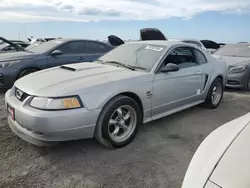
left=211, top=83, right=222, bottom=105
left=108, top=105, right=137, bottom=143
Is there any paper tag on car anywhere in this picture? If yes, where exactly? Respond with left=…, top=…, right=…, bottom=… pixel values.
left=197, top=89, right=201, bottom=95
left=145, top=46, right=163, bottom=52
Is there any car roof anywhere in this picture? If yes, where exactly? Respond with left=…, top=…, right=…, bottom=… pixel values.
left=225, top=42, right=250, bottom=46
left=126, top=40, right=196, bottom=48
left=51, top=38, right=113, bottom=47
left=168, top=38, right=201, bottom=42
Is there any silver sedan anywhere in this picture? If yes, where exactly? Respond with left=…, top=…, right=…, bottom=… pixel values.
left=213, top=43, right=250, bottom=91
left=5, top=41, right=228, bottom=148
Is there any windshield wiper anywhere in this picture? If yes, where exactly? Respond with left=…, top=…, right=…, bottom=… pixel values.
left=105, top=61, right=135, bottom=71
left=128, top=65, right=147, bottom=70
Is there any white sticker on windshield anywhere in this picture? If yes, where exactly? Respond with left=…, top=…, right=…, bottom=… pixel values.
left=145, top=46, right=163, bottom=52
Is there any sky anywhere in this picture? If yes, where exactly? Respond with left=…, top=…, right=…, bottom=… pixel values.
left=0, top=0, right=250, bottom=43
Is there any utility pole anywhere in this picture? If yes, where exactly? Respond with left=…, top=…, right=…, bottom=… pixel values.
left=18, top=33, right=20, bottom=40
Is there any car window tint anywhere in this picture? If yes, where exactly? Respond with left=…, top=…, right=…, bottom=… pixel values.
left=194, top=49, right=207, bottom=64
left=58, top=41, right=86, bottom=54
left=86, top=41, right=109, bottom=53
left=165, top=47, right=198, bottom=69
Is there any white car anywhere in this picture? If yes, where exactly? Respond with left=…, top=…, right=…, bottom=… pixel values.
left=182, top=112, right=250, bottom=188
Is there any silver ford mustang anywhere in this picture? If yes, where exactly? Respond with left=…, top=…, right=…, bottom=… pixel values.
left=5, top=41, right=228, bottom=148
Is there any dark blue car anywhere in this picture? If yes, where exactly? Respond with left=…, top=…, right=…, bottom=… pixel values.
left=0, top=38, right=114, bottom=88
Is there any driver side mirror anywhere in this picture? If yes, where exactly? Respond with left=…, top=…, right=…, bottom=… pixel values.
left=160, top=63, right=179, bottom=73
left=51, top=50, right=62, bottom=56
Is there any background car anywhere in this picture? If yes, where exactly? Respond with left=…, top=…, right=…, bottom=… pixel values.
left=0, top=37, right=29, bottom=53
left=0, top=38, right=114, bottom=88
left=168, top=38, right=207, bottom=50
left=107, top=28, right=168, bottom=46
left=27, top=37, right=58, bottom=44
left=182, top=112, right=250, bottom=188
left=200, top=40, right=221, bottom=52
left=0, top=41, right=29, bottom=53
left=213, top=43, right=250, bottom=91
left=5, top=38, right=227, bottom=148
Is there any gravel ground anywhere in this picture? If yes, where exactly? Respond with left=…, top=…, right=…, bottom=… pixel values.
left=0, top=90, right=250, bottom=188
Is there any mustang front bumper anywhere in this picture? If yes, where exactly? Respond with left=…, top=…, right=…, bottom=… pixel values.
left=5, top=88, right=101, bottom=146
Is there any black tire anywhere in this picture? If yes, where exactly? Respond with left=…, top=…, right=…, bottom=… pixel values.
left=16, top=68, right=38, bottom=80
left=204, top=78, right=224, bottom=109
left=94, top=95, right=142, bottom=148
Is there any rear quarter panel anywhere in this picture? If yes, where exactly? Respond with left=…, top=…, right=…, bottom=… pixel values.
left=207, top=54, right=228, bottom=86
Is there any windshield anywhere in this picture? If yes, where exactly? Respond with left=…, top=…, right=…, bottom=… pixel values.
left=26, top=40, right=64, bottom=53
left=98, top=43, right=166, bottom=71
left=214, top=44, right=250, bottom=57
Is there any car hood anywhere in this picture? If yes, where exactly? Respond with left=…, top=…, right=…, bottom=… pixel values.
left=213, top=55, right=250, bottom=66
left=209, top=116, right=250, bottom=188
left=0, top=51, right=37, bottom=62
left=14, top=62, right=149, bottom=97
left=181, top=113, right=250, bottom=188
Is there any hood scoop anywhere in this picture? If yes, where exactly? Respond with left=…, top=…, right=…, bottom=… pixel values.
left=60, top=64, right=102, bottom=72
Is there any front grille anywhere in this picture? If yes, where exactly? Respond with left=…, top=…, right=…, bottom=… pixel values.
left=227, top=80, right=240, bottom=85
left=15, top=87, right=29, bottom=101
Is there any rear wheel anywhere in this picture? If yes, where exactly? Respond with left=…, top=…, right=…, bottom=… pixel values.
left=95, top=95, right=142, bottom=148
left=204, top=78, right=224, bottom=109
left=17, top=68, right=38, bottom=80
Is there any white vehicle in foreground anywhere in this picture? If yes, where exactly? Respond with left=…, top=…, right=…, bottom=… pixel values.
left=182, top=112, right=250, bottom=188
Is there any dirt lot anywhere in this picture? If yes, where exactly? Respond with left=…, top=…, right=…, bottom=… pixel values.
left=0, top=90, right=250, bottom=188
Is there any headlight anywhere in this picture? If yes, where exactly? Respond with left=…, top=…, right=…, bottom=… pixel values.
left=228, top=65, right=246, bottom=74
left=29, top=96, right=83, bottom=110
left=0, top=60, right=20, bottom=68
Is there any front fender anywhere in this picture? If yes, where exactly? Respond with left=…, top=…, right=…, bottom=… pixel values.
left=78, top=80, right=153, bottom=112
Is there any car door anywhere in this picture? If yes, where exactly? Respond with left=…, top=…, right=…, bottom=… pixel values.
left=151, top=46, right=205, bottom=119
left=47, top=41, right=87, bottom=68
left=84, top=41, right=112, bottom=62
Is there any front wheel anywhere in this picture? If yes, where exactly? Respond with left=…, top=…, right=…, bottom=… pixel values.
left=204, top=78, right=224, bottom=109
left=16, top=68, right=38, bottom=80
left=95, top=95, right=142, bottom=148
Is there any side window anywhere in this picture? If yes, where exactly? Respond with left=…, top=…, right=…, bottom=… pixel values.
left=164, top=47, right=198, bottom=69
left=193, top=49, right=207, bottom=64
left=57, top=41, right=86, bottom=54
left=86, top=41, right=109, bottom=53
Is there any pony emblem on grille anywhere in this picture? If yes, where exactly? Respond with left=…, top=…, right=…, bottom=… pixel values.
left=15, top=89, right=24, bottom=100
